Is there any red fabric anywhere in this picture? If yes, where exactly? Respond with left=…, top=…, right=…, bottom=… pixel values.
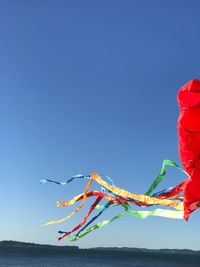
left=177, top=79, right=200, bottom=220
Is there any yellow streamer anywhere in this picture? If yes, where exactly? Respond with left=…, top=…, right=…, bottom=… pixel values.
left=90, top=173, right=183, bottom=210
left=57, top=191, right=116, bottom=207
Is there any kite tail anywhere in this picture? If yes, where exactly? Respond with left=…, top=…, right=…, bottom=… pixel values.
left=40, top=160, right=186, bottom=241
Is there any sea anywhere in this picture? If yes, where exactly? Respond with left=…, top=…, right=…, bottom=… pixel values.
left=1, top=248, right=200, bottom=267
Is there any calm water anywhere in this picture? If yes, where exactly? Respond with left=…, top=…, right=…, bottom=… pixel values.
left=1, top=250, right=200, bottom=267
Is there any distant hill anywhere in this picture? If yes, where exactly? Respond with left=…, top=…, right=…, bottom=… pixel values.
left=0, top=240, right=78, bottom=249
left=91, top=246, right=200, bottom=255
left=0, top=240, right=200, bottom=256
left=0, top=240, right=79, bottom=254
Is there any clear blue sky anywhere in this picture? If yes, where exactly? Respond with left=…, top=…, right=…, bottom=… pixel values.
left=1, top=0, right=200, bottom=249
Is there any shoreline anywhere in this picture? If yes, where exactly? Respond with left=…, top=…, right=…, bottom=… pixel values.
left=0, top=240, right=200, bottom=255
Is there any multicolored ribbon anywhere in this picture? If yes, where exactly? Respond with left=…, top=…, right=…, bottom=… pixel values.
left=40, top=159, right=187, bottom=241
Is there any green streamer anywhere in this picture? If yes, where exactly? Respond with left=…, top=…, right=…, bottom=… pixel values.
left=95, top=204, right=107, bottom=210
left=128, top=205, right=183, bottom=219
left=145, top=160, right=187, bottom=196
left=67, top=203, right=129, bottom=241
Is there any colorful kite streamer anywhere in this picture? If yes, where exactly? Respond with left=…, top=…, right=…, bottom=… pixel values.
left=40, top=79, right=200, bottom=241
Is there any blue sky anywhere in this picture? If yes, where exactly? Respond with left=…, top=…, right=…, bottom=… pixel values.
left=1, top=0, right=200, bottom=249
